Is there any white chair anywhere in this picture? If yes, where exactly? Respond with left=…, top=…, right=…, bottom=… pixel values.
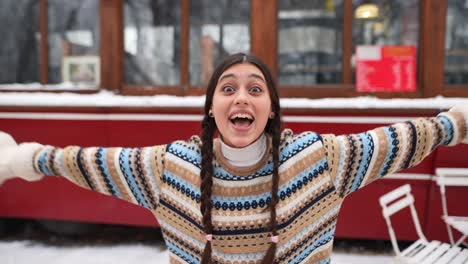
left=379, top=184, right=468, bottom=263
left=436, top=168, right=468, bottom=247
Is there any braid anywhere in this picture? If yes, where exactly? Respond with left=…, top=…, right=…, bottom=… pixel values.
left=200, top=115, right=216, bottom=264
left=262, top=114, right=282, bottom=264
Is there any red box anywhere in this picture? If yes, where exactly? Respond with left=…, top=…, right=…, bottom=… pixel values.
left=356, top=45, right=417, bottom=92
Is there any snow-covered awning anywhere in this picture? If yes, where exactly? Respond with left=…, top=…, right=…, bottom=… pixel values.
left=0, top=90, right=466, bottom=109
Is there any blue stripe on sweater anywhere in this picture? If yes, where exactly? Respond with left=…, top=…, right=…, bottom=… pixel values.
left=438, top=115, right=454, bottom=145
left=144, top=148, right=160, bottom=201
left=160, top=199, right=204, bottom=231
left=402, top=122, right=417, bottom=169
left=279, top=132, right=320, bottom=163
left=163, top=170, right=201, bottom=198
left=214, top=161, right=273, bottom=181
left=281, top=158, right=327, bottom=191
left=38, top=150, right=52, bottom=176
left=166, top=241, right=199, bottom=264
left=119, top=148, right=149, bottom=208
left=212, top=193, right=270, bottom=205
left=76, top=148, right=93, bottom=189
left=289, top=227, right=335, bottom=264
left=96, top=148, right=121, bottom=198
left=378, top=127, right=395, bottom=178
left=278, top=186, right=334, bottom=230
left=158, top=219, right=205, bottom=249
left=350, top=132, right=373, bottom=192
left=167, top=143, right=201, bottom=168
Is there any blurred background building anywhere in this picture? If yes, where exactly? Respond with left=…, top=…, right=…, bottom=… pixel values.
left=1, top=0, right=467, bottom=97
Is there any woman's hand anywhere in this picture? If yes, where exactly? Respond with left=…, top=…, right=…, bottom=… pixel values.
left=450, top=105, right=468, bottom=144
left=0, top=131, right=44, bottom=185
left=0, top=131, right=19, bottom=184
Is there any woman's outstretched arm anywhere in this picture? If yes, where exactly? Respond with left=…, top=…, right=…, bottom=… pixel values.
left=0, top=132, right=166, bottom=211
left=321, top=107, right=467, bottom=198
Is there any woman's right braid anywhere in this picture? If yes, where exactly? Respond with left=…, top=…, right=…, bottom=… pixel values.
left=261, top=114, right=282, bottom=264
left=200, top=115, right=216, bottom=264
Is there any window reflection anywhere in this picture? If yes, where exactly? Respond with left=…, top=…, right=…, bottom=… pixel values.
left=124, top=0, right=180, bottom=86
left=352, top=0, right=419, bottom=82
left=445, top=0, right=468, bottom=85
left=47, top=0, right=100, bottom=85
left=0, top=0, right=40, bottom=84
left=190, top=0, right=250, bottom=86
left=278, top=0, right=344, bottom=86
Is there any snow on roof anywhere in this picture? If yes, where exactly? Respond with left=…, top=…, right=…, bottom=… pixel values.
left=0, top=89, right=466, bottom=109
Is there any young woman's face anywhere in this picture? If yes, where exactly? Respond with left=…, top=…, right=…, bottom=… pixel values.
left=211, top=63, right=272, bottom=148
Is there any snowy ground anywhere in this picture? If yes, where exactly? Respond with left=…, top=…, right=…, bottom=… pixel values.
left=0, top=220, right=397, bottom=263
left=0, top=240, right=396, bottom=264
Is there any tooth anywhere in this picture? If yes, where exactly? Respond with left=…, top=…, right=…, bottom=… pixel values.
left=231, top=113, right=253, bottom=120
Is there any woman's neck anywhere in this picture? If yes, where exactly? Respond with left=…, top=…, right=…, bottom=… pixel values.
left=219, top=134, right=266, bottom=167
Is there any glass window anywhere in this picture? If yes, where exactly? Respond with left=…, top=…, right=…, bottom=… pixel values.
left=445, top=0, right=468, bottom=85
left=0, top=0, right=40, bottom=84
left=278, top=0, right=344, bottom=86
left=189, top=0, right=250, bottom=86
left=48, top=0, right=100, bottom=85
left=124, top=0, right=180, bottom=86
left=352, top=0, right=419, bottom=83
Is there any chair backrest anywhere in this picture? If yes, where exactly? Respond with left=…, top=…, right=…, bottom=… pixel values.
left=435, top=168, right=468, bottom=216
left=436, top=168, right=468, bottom=188
left=379, top=184, right=427, bottom=256
left=435, top=168, right=468, bottom=245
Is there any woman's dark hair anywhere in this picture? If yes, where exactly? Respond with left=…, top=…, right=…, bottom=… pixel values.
left=200, top=53, right=282, bottom=263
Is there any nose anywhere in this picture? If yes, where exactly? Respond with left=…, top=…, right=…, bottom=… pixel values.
left=234, top=87, right=249, bottom=105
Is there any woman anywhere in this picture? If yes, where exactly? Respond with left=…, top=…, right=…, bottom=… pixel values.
left=0, top=53, right=467, bottom=264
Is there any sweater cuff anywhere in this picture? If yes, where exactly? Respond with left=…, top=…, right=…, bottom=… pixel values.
left=11, top=142, right=44, bottom=181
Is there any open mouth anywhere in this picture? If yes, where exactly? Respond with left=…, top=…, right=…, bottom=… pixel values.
left=229, top=113, right=254, bottom=128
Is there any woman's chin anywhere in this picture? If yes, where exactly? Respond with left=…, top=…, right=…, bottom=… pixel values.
left=223, top=137, right=255, bottom=148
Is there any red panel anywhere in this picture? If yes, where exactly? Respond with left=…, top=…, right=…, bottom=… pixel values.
left=106, top=120, right=201, bottom=146
left=335, top=180, right=431, bottom=240
left=435, top=144, right=468, bottom=168
left=0, top=177, right=157, bottom=227
left=0, top=119, right=109, bottom=147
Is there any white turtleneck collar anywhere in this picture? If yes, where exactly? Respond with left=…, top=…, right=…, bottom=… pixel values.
left=219, top=134, right=267, bottom=167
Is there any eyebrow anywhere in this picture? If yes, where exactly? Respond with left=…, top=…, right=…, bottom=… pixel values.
left=219, top=73, right=266, bottom=83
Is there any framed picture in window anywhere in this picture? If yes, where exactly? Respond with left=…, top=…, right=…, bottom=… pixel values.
left=62, top=56, right=100, bottom=85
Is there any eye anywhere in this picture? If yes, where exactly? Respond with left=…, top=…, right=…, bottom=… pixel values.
left=222, top=85, right=235, bottom=93
left=249, top=86, right=263, bottom=93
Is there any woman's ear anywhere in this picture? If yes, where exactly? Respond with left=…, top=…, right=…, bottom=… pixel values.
left=269, top=112, right=275, bottom=119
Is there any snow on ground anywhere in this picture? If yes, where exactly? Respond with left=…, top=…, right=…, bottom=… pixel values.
left=0, top=241, right=169, bottom=264
left=0, top=240, right=396, bottom=264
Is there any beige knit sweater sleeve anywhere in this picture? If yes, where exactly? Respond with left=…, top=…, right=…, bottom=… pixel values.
left=321, top=110, right=467, bottom=198
left=0, top=132, right=167, bottom=210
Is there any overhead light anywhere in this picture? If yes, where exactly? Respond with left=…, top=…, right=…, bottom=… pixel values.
left=355, top=3, right=379, bottom=19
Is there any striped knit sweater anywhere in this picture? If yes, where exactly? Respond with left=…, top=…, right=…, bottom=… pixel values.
left=32, top=112, right=466, bottom=264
